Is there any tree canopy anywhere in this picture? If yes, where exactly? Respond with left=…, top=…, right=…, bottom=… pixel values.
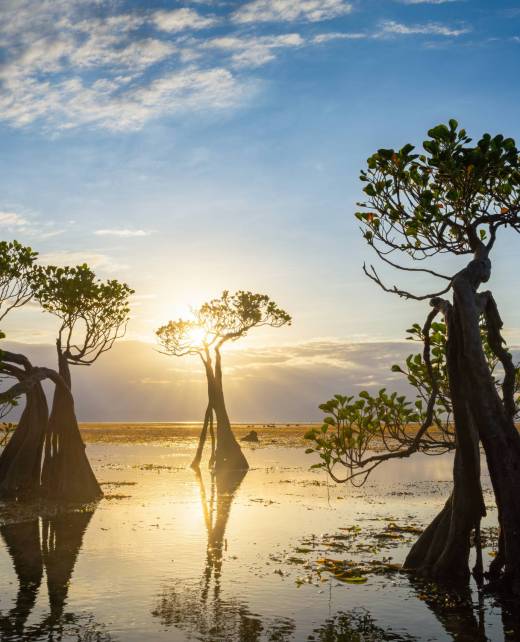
left=157, top=290, right=292, bottom=358
left=356, top=120, right=520, bottom=298
left=0, top=241, right=37, bottom=322
left=32, top=263, right=133, bottom=365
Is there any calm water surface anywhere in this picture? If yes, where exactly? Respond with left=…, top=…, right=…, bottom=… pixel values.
left=0, top=438, right=516, bottom=641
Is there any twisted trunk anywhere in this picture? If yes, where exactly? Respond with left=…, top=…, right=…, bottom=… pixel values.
left=406, top=251, right=520, bottom=594
left=191, top=357, right=217, bottom=470
left=0, top=375, right=48, bottom=500
left=40, top=346, right=102, bottom=502
left=212, top=349, right=248, bottom=472
left=452, top=257, right=520, bottom=595
left=404, top=290, right=485, bottom=582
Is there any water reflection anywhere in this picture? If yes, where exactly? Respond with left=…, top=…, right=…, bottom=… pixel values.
left=154, top=469, right=296, bottom=641
left=153, top=471, right=419, bottom=642
left=0, top=505, right=112, bottom=641
left=307, top=608, right=417, bottom=642
left=408, top=578, right=520, bottom=642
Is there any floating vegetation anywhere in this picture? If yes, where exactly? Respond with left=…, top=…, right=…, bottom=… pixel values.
left=133, top=464, right=184, bottom=471
left=271, top=521, right=427, bottom=588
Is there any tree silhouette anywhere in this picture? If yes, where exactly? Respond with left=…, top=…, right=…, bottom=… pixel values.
left=30, top=263, right=133, bottom=501
left=157, top=290, right=291, bottom=471
left=309, top=121, right=520, bottom=593
left=0, top=250, right=132, bottom=502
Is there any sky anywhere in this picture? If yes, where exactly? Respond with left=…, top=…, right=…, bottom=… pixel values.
left=1, top=0, right=520, bottom=420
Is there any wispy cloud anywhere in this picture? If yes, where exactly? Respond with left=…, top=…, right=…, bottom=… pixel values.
left=378, top=20, right=469, bottom=37
left=37, top=250, right=127, bottom=272
left=0, top=0, right=473, bottom=133
left=398, top=0, right=459, bottom=4
left=205, top=34, right=304, bottom=68
left=153, top=8, right=218, bottom=32
left=0, top=2, right=248, bottom=131
left=0, top=211, right=29, bottom=226
left=232, top=0, right=353, bottom=24
left=95, top=229, right=151, bottom=238
left=312, top=32, right=367, bottom=44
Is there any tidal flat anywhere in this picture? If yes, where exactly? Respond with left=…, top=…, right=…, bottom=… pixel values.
left=0, top=424, right=517, bottom=642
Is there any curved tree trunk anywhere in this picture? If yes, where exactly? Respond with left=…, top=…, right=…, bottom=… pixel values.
left=0, top=380, right=48, bottom=500
left=41, top=348, right=102, bottom=502
left=191, top=356, right=218, bottom=470
left=406, top=253, right=520, bottom=595
left=191, top=405, right=212, bottom=470
left=451, top=258, right=520, bottom=595
left=405, top=265, right=486, bottom=583
left=212, top=349, right=248, bottom=472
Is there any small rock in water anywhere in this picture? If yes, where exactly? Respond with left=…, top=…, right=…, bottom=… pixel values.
left=242, top=430, right=259, bottom=442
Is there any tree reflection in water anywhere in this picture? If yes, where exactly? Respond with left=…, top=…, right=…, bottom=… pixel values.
left=153, top=469, right=296, bottom=641
left=407, top=578, right=520, bottom=642
left=0, top=505, right=112, bottom=641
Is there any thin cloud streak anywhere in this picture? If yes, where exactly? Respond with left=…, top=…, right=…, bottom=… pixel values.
left=95, top=229, right=151, bottom=238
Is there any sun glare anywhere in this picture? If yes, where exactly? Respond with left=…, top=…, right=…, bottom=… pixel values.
left=187, top=325, right=208, bottom=347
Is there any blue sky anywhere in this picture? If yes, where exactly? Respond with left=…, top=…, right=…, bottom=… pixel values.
left=1, top=0, right=520, bottom=419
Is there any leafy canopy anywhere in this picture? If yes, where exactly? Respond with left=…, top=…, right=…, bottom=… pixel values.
left=357, top=120, right=520, bottom=259
left=0, top=240, right=38, bottom=322
left=157, top=290, right=291, bottom=358
left=32, top=263, right=133, bottom=364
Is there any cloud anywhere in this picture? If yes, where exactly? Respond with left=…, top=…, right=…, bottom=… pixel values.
left=0, top=337, right=419, bottom=421
left=312, top=32, right=367, bottom=44
left=398, top=0, right=459, bottom=4
left=95, top=229, right=151, bottom=238
left=0, top=65, right=250, bottom=131
left=0, top=211, right=29, bottom=226
left=5, top=335, right=518, bottom=421
left=0, top=0, right=471, bottom=133
left=232, top=0, right=353, bottom=24
left=205, top=34, right=304, bottom=68
left=37, top=250, right=127, bottom=272
left=378, top=20, right=469, bottom=37
left=0, top=2, right=247, bottom=131
left=153, top=8, right=218, bottom=32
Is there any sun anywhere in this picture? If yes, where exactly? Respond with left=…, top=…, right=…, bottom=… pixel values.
left=186, top=324, right=208, bottom=348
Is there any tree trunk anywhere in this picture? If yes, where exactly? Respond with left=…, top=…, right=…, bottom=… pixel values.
left=41, top=348, right=102, bottom=502
left=0, top=380, right=48, bottom=500
left=451, top=258, right=520, bottom=596
left=404, top=282, right=485, bottom=583
left=212, top=349, right=248, bottom=471
left=191, top=405, right=211, bottom=470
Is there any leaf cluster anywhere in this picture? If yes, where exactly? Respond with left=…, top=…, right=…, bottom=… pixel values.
left=198, top=290, right=292, bottom=344
left=156, top=319, right=205, bottom=357
left=32, top=263, right=133, bottom=365
left=357, top=120, right=520, bottom=260
left=157, top=290, right=292, bottom=357
left=0, top=240, right=38, bottom=322
left=305, top=320, right=520, bottom=485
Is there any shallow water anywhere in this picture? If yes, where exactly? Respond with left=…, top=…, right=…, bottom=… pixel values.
left=0, top=437, right=517, bottom=642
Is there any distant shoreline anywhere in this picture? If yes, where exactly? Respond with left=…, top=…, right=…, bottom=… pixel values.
left=77, top=422, right=317, bottom=445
